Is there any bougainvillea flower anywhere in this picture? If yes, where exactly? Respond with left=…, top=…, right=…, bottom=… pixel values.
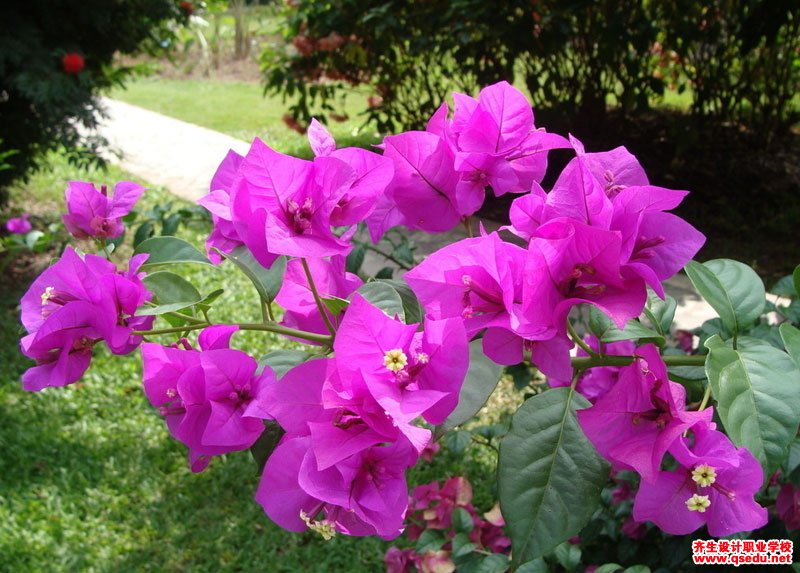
left=517, top=218, right=647, bottom=339
left=256, top=435, right=413, bottom=539
left=5, top=214, right=31, bottom=234
left=405, top=232, right=524, bottom=337
left=577, top=344, right=713, bottom=481
left=776, top=484, right=800, bottom=530
left=633, top=423, right=767, bottom=536
left=381, top=131, right=480, bottom=233
left=198, top=149, right=245, bottom=263
left=20, top=247, right=154, bottom=348
left=141, top=326, right=275, bottom=472
left=429, top=82, right=568, bottom=196
left=580, top=145, right=649, bottom=198
left=549, top=336, right=636, bottom=402
left=506, top=183, right=547, bottom=241
left=19, top=301, right=100, bottom=392
left=333, top=294, right=469, bottom=425
left=62, top=180, right=144, bottom=239
left=307, top=119, right=394, bottom=226
left=230, top=138, right=357, bottom=263
left=611, top=185, right=705, bottom=297
left=275, top=256, right=362, bottom=339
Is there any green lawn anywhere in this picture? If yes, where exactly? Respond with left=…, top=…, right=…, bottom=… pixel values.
left=109, top=78, right=380, bottom=157
left=0, top=154, right=501, bottom=572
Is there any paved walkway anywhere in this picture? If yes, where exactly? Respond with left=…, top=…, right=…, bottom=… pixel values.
left=98, top=98, right=726, bottom=332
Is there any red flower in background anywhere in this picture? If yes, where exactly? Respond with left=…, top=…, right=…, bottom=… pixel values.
left=179, top=1, right=194, bottom=16
left=61, top=53, right=85, bottom=74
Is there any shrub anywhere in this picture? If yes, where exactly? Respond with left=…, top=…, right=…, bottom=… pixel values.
left=0, top=0, right=184, bottom=192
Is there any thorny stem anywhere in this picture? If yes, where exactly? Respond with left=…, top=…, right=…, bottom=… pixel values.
left=570, top=354, right=707, bottom=369
left=301, top=258, right=337, bottom=338
left=133, top=321, right=332, bottom=344
left=567, top=321, right=598, bottom=357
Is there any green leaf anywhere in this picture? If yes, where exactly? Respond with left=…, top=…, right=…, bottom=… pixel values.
left=780, top=323, right=800, bottom=369
left=771, top=275, right=798, bottom=297
left=554, top=542, right=582, bottom=572
left=588, top=307, right=664, bottom=346
left=452, top=507, right=474, bottom=534
left=436, top=339, right=504, bottom=437
left=135, top=236, right=210, bottom=268
left=249, top=421, right=285, bottom=473
left=375, top=266, right=394, bottom=279
left=516, top=559, right=548, bottom=573
left=643, top=290, right=677, bottom=335
left=451, top=532, right=476, bottom=559
left=622, top=567, right=650, bottom=573
left=476, top=554, right=510, bottom=573
left=357, top=281, right=405, bottom=321
left=259, top=349, right=314, bottom=378
left=444, top=430, right=471, bottom=454
left=705, top=335, right=800, bottom=476
left=794, top=264, right=800, bottom=297
left=415, top=529, right=445, bottom=553
left=498, top=387, right=609, bottom=566
left=377, top=279, right=423, bottom=324
left=133, top=221, right=154, bottom=247
left=322, top=296, right=349, bottom=317
left=138, top=271, right=202, bottom=315
left=684, top=259, right=765, bottom=336
left=594, top=565, right=623, bottom=573
left=220, top=247, right=286, bottom=303
left=346, top=242, right=366, bottom=274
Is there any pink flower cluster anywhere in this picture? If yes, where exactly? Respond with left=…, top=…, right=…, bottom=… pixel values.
left=385, top=477, right=510, bottom=573
left=62, top=180, right=143, bottom=239
left=255, top=294, right=469, bottom=539
left=141, top=325, right=274, bottom=472
left=19, top=246, right=153, bottom=391
left=577, top=344, right=767, bottom=537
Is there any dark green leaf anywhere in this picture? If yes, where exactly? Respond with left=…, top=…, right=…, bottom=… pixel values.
left=249, top=421, right=285, bottom=473
left=444, top=430, right=471, bottom=454
left=133, top=221, right=154, bottom=248
left=375, top=266, right=394, bottom=279
left=771, top=275, right=797, bottom=297
left=685, top=259, right=765, bottom=336
left=643, top=290, right=677, bottom=335
left=135, top=236, right=210, bottom=268
left=436, top=339, right=504, bottom=437
left=322, top=296, right=349, bottom=317
left=138, top=271, right=202, bottom=315
left=377, top=279, right=423, bottom=324
left=780, top=323, right=800, bottom=369
left=259, top=349, right=314, bottom=378
left=357, top=281, right=405, bottom=320
left=516, top=559, right=548, bottom=573
left=499, top=387, right=609, bottom=566
left=452, top=507, right=474, bottom=534
left=794, top=264, right=800, bottom=297
left=415, top=529, right=445, bottom=553
left=476, top=554, right=510, bottom=573
left=554, top=542, right=582, bottom=572
left=705, top=335, right=800, bottom=476
left=161, top=213, right=182, bottom=235
left=594, top=565, right=623, bottom=573
left=220, top=247, right=286, bottom=303
left=588, top=307, right=664, bottom=346
left=346, top=242, right=366, bottom=274
left=451, top=532, right=476, bottom=559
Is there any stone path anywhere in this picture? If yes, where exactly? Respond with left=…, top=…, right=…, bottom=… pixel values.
left=98, top=98, right=721, bottom=332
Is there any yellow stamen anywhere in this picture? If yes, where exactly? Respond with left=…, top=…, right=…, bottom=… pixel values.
left=299, top=510, right=336, bottom=540
left=692, top=463, right=717, bottom=487
left=383, top=348, right=408, bottom=372
left=686, top=494, right=711, bottom=513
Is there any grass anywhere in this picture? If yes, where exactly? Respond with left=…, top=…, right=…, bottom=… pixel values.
left=0, top=153, right=503, bottom=572
left=109, top=78, right=380, bottom=157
